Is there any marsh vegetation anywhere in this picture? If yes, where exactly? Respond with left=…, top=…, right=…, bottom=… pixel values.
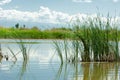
left=54, top=15, right=120, bottom=62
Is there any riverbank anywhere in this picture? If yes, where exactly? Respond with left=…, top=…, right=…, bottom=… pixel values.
left=0, top=27, right=72, bottom=39
left=0, top=26, right=120, bottom=40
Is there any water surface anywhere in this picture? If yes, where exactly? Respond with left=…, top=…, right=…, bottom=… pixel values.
left=0, top=39, right=120, bottom=80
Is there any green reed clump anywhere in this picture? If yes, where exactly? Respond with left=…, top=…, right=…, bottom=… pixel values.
left=54, top=14, right=120, bottom=63
left=73, top=25, right=91, bottom=62
left=112, top=27, right=120, bottom=61
left=73, top=15, right=120, bottom=62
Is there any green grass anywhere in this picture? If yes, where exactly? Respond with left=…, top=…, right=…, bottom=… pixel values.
left=0, top=26, right=72, bottom=39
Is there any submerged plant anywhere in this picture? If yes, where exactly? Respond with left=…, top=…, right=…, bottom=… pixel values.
left=7, top=39, right=31, bottom=80
left=18, top=39, right=28, bottom=61
left=8, top=46, right=18, bottom=61
left=53, top=41, right=63, bottom=64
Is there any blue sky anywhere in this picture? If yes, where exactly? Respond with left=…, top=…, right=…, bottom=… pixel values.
left=0, top=0, right=120, bottom=28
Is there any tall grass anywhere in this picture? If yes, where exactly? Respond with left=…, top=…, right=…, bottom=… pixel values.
left=54, top=14, right=120, bottom=62
left=76, top=15, right=120, bottom=62
left=0, top=27, right=72, bottom=39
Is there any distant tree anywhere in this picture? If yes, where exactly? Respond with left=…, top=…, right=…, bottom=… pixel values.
left=23, top=24, right=26, bottom=28
left=15, top=23, right=19, bottom=29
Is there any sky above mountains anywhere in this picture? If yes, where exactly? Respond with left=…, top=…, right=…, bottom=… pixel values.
left=0, top=0, right=120, bottom=28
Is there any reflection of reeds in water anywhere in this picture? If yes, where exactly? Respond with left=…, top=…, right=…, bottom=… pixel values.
left=16, top=39, right=30, bottom=80
left=55, top=62, right=120, bottom=80
left=0, top=44, right=3, bottom=62
left=7, top=39, right=30, bottom=80
left=54, top=63, right=69, bottom=80
left=54, top=63, right=63, bottom=80
left=82, top=62, right=120, bottom=80
left=19, top=57, right=28, bottom=80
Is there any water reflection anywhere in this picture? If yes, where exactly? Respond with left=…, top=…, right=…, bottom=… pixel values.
left=82, top=62, right=120, bottom=80
left=0, top=39, right=120, bottom=80
left=0, top=40, right=31, bottom=80
left=19, top=59, right=28, bottom=80
left=55, top=62, right=120, bottom=80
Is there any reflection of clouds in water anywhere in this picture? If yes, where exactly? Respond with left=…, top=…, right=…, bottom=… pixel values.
left=0, top=63, right=10, bottom=72
left=23, top=48, right=58, bottom=63
left=38, top=49, right=58, bottom=63
left=2, top=44, right=58, bottom=62
left=1, top=40, right=60, bottom=63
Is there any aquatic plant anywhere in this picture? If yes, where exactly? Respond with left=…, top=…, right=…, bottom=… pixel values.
left=54, top=14, right=120, bottom=62
left=53, top=41, right=63, bottom=64
left=8, top=46, right=18, bottom=61
left=18, top=39, right=28, bottom=61
left=15, top=39, right=31, bottom=80
left=0, top=44, right=3, bottom=62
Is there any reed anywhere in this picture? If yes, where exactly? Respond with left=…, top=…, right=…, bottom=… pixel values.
left=8, top=46, right=17, bottom=61
left=53, top=41, right=63, bottom=64
left=113, top=27, right=119, bottom=61
left=63, top=39, right=68, bottom=62
left=18, top=39, right=28, bottom=61
left=54, top=14, right=120, bottom=63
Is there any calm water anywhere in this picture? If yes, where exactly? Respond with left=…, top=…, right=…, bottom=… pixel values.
left=0, top=39, right=120, bottom=80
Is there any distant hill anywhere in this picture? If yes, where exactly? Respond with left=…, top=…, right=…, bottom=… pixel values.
left=0, top=20, right=68, bottom=30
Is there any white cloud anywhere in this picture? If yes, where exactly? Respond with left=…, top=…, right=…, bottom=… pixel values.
left=0, top=6, right=71, bottom=24
left=113, top=0, right=119, bottom=2
left=0, top=0, right=12, bottom=5
left=0, top=6, right=120, bottom=25
left=73, top=0, right=92, bottom=3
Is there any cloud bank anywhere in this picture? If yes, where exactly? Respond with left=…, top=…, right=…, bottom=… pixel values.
left=72, top=0, right=92, bottom=3
left=0, top=6, right=120, bottom=25
left=113, top=0, right=119, bottom=2
left=73, top=0, right=119, bottom=3
left=0, top=6, right=71, bottom=24
left=0, top=0, right=12, bottom=5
